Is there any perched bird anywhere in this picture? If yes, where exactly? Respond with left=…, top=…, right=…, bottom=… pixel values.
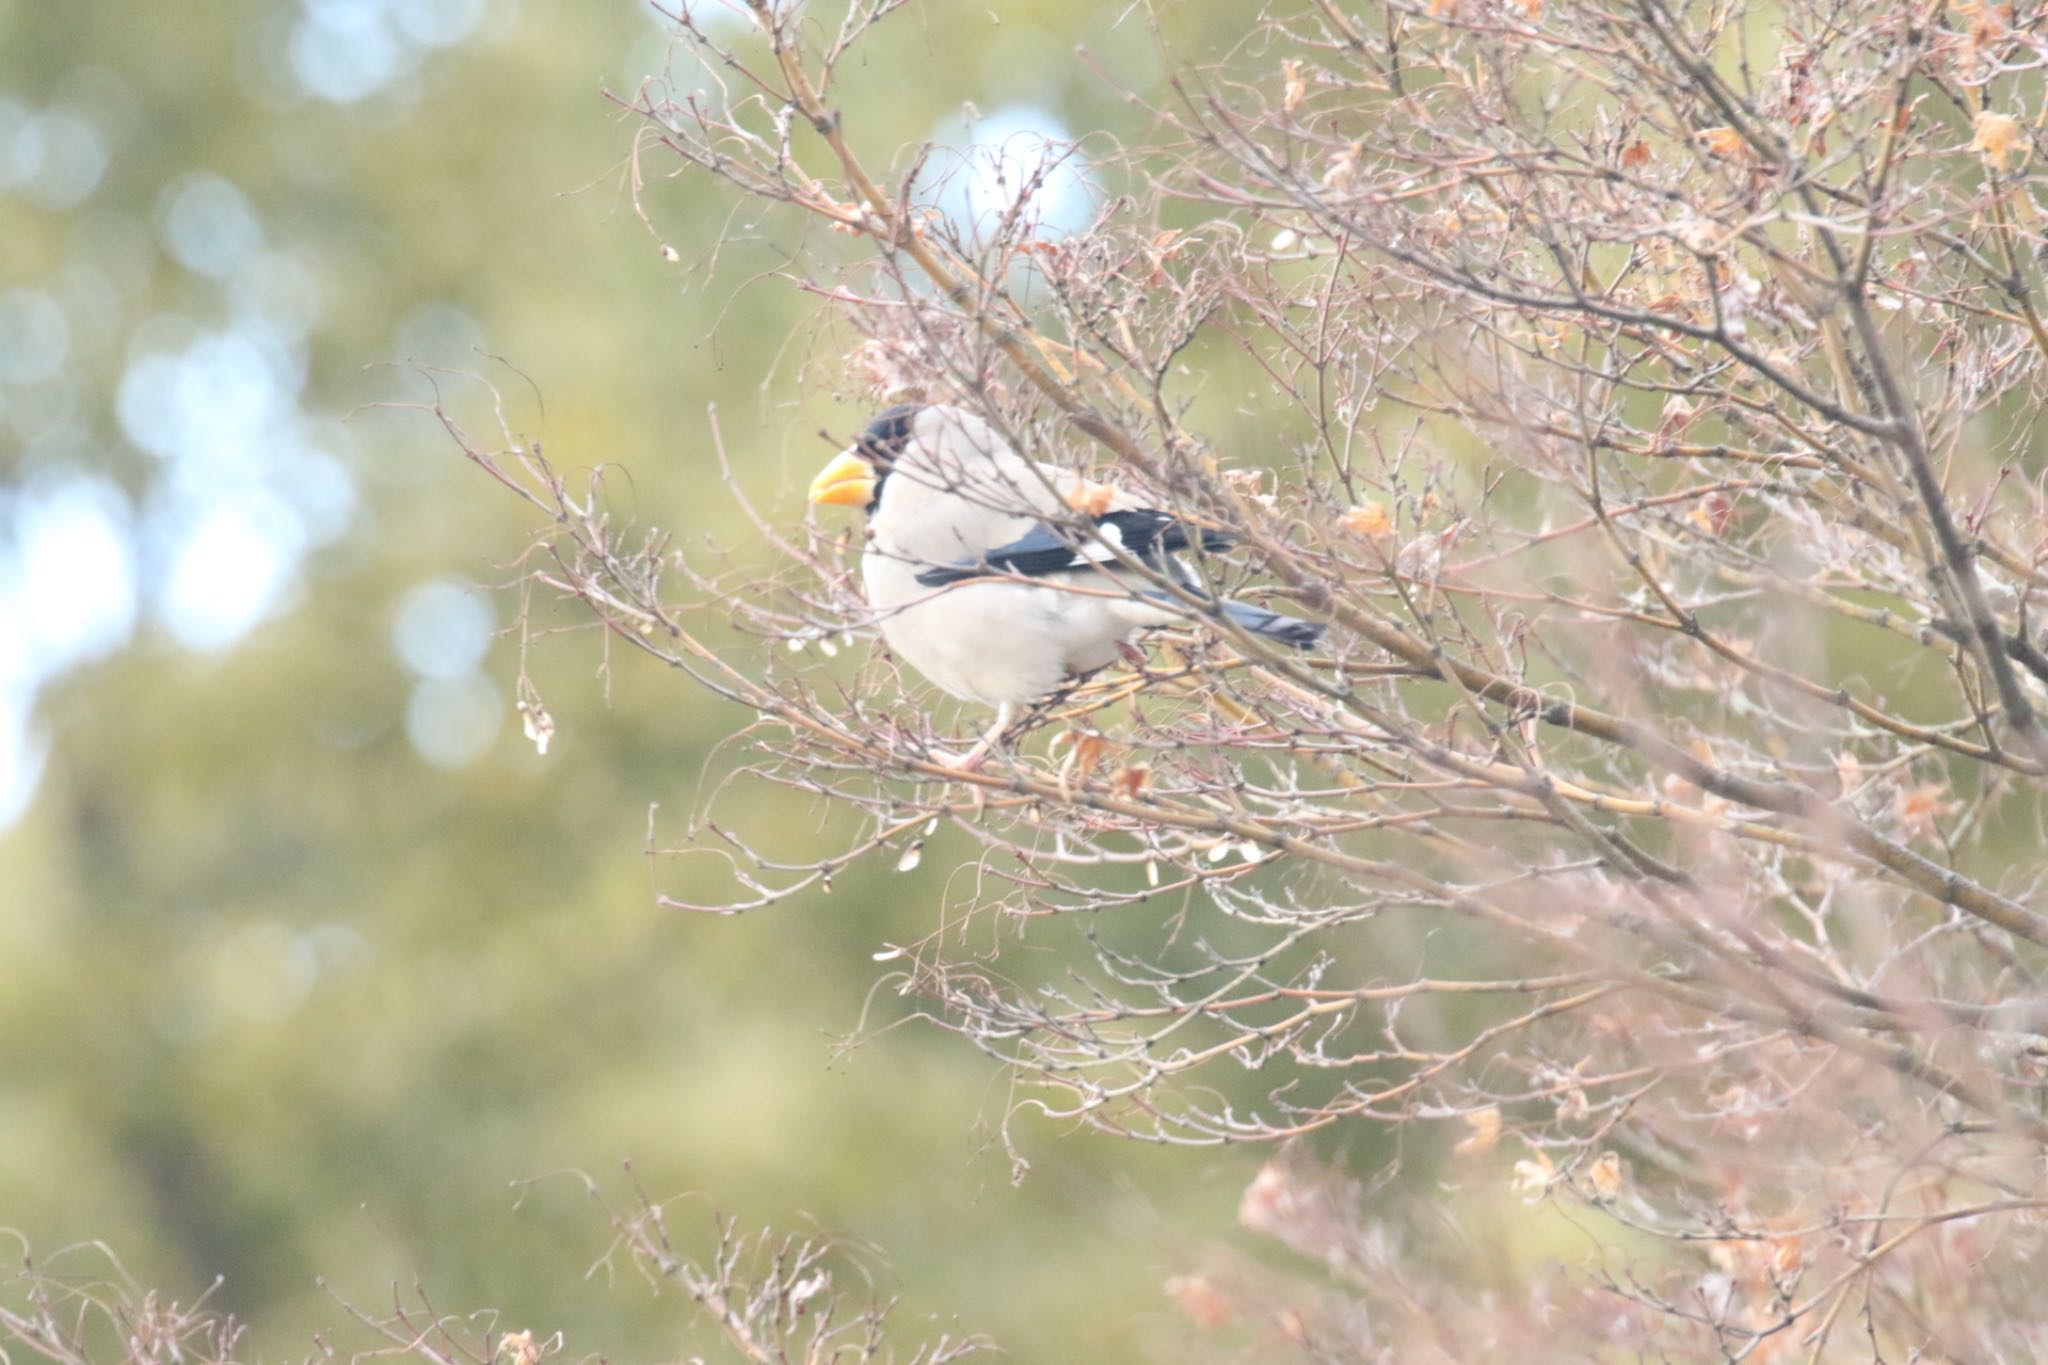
left=807, top=403, right=1323, bottom=764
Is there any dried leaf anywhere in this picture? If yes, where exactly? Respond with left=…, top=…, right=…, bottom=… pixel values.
left=1973, top=110, right=2023, bottom=171
left=1281, top=59, right=1306, bottom=115
left=1238, top=1161, right=1291, bottom=1233
left=1511, top=1148, right=1556, bottom=1202
left=1164, top=1275, right=1234, bottom=1329
left=518, top=699, right=555, bottom=756
left=498, top=1333, right=542, bottom=1365
left=1454, top=1106, right=1502, bottom=1156
left=1658, top=393, right=1698, bottom=437
left=1339, top=501, right=1394, bottom=537
left=826, top=197, right=876, bottom=236
left=1770, top=1235, right=1803, bottom=1279
left=1065, top=477, right=1119, bottom=517
left=1588, top=1151, right=1624, bottom=1201
left=1620, top=139, right=1652, bottom=168
left=1893, top=782, right=1955, bottom=838
left=1322, top=141, right=1362, bottom=192
left=1698, top=125, right=1746, bottom=159
left=1960, top=0, right=2014, bottom=53
left=1058, top=730, right=1110, bottom=795
left=1558, top=1083, right=1590, bottom=1121
left=1110, top=765, right=1151, bottom=800
left=1687, top=491, right=1735, bottom=537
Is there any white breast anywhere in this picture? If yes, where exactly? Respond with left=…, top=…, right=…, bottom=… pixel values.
left=858, top=409, right=1174, bottom=705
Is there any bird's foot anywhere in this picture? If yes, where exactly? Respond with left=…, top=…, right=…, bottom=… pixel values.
left=932, top=703, right=1019, bottom=814
left=922, top=742, right=991, bottom=816
left=930, top=740, right=992, bottom=774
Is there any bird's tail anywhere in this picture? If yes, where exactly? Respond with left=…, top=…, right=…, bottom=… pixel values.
left=1216, top=598, right=1324, bottom=649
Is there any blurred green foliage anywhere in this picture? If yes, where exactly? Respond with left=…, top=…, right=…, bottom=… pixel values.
left=0, top=1, right=1301, bottom=1359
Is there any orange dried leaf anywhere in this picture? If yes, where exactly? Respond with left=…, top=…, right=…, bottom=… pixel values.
left=1621, top=139, right=1652, bottom=168
left=1894, top=782, right=1955, bottom=838
left=1339, top=501, right=1394, bottom=537
left=1281, top=59, right=1306, bottom=114
left=1110, top=765, right=1151, bottom=800
left=1698, top=125, right=1745, bottom=159
left=1973, top=110, right=2022, bottom=170
left=1454, top=1106, right=1502, bottom=1156
left=1065, top=477, right=1119, bottom=517
left=1770, top=1235, right=1803, bottom=1278
left=1959, top=0, right=2013, bottom=50
left=824, top=197, right=876, bottom=235
left=1686, top=492, right=1734, bottom=537
left=1588, top=1151, right=1624, bottom=1201
left=1165, top=1275, right=1234, bottom=1329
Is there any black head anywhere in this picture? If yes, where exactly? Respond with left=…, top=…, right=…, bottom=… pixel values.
left=857, top=404, right=922, bottom=470
left=853, top=403, right=923, bottom=511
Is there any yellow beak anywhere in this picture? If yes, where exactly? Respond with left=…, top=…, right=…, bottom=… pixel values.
left=807, top=449, right=878, bottom=508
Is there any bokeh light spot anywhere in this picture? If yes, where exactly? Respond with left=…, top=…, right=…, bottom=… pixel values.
left=0, top=291, right=71, bottom=385
left=291, top=1, right=406, bottom=103
left=920, top=104, right=1096, bottom=242
left=405, top=672, right=503, bottom=768
left=9, top=473, right=138, bottom=675
left=392, top=299, right=484, bottom=367
left=395, top=0, right=486, bottom=47
left=0, top=698, right=47, bottom=831
left=158, top=172, right=265, bottom=280
left=156, top=490, right=306, bottom=652
left=391, top=578, right=495, bottom=680
left=20, top=111, right=108, bottom=210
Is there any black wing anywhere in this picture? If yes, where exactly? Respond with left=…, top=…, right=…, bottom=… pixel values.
left=913, top=509, right=1232, bottom=587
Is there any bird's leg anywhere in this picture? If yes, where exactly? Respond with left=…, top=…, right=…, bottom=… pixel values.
left=938, top=701, right=1016, bottom=774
